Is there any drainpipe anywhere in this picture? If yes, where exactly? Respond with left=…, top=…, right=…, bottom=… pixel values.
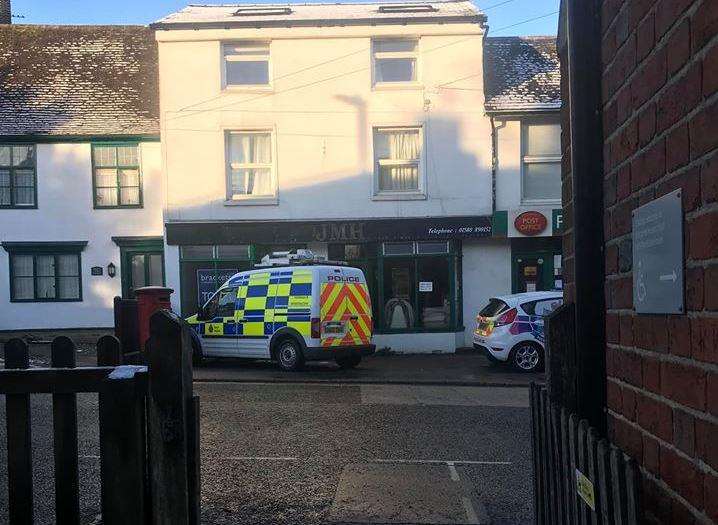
left=566, top=0, right=606, bottom=433
left=490, top=116, right=497, bottom=215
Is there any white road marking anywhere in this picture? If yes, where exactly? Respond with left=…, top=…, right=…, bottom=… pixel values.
left=79, top=455, right=100, bottom=459
left=226, top=456, right=298, bottom=461
left=221, top=455, right=512, bottom=465
left=462, top=496, right=480, bottom=524
left=447, top=461, right=460, bottom=481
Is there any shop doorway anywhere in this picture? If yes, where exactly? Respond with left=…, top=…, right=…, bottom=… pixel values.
left=512, top=250, right=562, bottom=294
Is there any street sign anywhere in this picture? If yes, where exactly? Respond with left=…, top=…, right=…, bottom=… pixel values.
left=632, top=189, right=684, bottom=314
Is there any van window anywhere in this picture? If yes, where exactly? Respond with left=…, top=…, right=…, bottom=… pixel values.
left=202, top=287, right=238, bottom=320
left=479, top=299, right=508, bottom=318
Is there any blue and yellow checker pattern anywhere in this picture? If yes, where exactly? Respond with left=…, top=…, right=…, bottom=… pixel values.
left=191, top=269, right=314, bottom=338
left=232, top=269, right=313, bottom=336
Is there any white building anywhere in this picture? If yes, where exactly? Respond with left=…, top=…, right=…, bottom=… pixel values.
left=0, top=24, right=164, bottom=335
left=153, top=1, right=511, bottom=352
left=483, top=36, right=563, bottom=294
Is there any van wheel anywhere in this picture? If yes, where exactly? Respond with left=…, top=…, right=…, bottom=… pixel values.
left=336, top=355, right=361, bottom=369
left=276, top=339, right=305, bottom=371
left=510, top=342, right=543, bottom=373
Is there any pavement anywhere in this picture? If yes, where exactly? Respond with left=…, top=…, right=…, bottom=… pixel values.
left=0, top=382, right=535, bottom=525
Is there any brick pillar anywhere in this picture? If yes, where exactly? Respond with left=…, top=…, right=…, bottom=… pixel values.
left=0, top=0, right=10, bottom=24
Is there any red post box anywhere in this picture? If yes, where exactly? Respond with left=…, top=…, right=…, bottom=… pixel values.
left=135, top=286, right=174, bottom=351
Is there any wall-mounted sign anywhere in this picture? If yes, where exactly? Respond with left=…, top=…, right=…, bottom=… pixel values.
left=632, top=189, right=684, bottom=314
left=197, top=269, right=238, bottom=308
left=90, top=266, right=103, bottom=276
left=552, top=209, right=564, bottom=234
left=514, top=211, right=548, bottom=236
left=166, top=216, right=493, bottom=246
left=418, top=281, right=433, bottom=292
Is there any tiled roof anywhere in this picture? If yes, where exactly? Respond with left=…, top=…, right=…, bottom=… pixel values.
left=483, top=36, right=561, bottom=112
left=153, top=1, right=484, bottom=28
left=0, top=25, right=159, bottom=137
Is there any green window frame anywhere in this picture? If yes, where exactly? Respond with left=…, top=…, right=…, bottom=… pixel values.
left=3, top=242, right=87, bottom=302
left=328, top=241, right=463, bottom=334
left=92, top=143, right=143, bottom=208
left=0, top=144, right=37, bottom=209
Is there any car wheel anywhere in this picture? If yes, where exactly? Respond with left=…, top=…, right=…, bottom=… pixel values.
left=336, top=355, right=362, bottom=369
left=510, top=342, right=544, bottom=373
left=276, top=338, right=305, bottom=371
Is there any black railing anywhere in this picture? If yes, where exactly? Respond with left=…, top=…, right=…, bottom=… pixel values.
left=530, top=383, right=640, bottom=524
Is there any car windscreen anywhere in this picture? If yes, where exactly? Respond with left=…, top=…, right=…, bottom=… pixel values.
left=479, top=299, right=509, bottom=318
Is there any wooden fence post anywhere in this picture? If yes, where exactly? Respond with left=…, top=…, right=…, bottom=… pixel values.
left=4, top=338, right=33, bottom=525
left=147, top=310, right=194, bottom=525
left=97, top=335, right=147, bottom=525
left=51, top=336, right=80, bottom=525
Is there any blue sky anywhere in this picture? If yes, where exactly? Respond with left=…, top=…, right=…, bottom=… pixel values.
left=11, top=0, right=560, bottom=36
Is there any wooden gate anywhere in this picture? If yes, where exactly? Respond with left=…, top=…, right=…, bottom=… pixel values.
left=1, top=310, right=200, bottom=525
left=531, top=383, right=640, bottom=524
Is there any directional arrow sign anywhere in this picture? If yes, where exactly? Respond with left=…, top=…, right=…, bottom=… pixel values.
left=632, top=189, right=684, bottom=314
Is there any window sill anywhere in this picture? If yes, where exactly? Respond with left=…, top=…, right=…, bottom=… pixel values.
left=223, top=85, right=273, bottom=94
left=93, top=205, right=144, bottom=210
left=372, top=192, right=427, bottom=201
left=520, top=199, right=562, bottom=207
left=224, top=196, right=278, bottom=206
left=372, top=82, right=424, bottom=91
left=0, top=205, right=38, bottom=210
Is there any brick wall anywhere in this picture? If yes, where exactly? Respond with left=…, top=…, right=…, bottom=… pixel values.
left=600, top=0, right=718, bottom=522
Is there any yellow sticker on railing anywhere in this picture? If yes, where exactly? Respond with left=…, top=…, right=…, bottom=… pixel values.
left=576, top=468, right=595, bottom=511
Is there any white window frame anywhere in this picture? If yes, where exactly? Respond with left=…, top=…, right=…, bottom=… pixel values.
left=520, top=118, right=562, bottom=205
left=372, top=125, right=426, bottom=200
left=372, top=38, right=421, bottom=89
left=222, top=41, right=272, bottom=91
left=224, top=129, right=278, bottom=206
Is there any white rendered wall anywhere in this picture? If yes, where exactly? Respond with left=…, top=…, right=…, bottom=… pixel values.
left=0, top=142, right=164, bottom=330
left=373, top=332, right=458, bottom=354
left=461, top=239, right=511, bottom=347
left=494, top=118, right=523, bottom=210
left=157, top=24, right=493, bottom=224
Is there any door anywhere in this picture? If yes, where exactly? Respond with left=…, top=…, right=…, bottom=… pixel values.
left=123, top=251, right=164, bottom=298
left=515, top=256, right=545, bottom=293
left=198, top=286, right=239, bottom=356
left=236, top=271, right=272, bottom=358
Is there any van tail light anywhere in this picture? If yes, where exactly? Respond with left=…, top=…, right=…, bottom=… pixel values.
left=495, top=308, right=517, bottom=327
left=311, top=317, right=321, bottom=339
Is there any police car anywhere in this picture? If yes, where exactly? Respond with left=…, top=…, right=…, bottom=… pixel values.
left=472, top=291, right=563, bottom=372
left=187, top=250, right=375, bottom=371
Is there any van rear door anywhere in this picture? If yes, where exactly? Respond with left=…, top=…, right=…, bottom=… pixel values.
left=320, top=267, right=372, bottom=347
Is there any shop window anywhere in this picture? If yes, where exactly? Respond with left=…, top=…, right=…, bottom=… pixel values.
left=226, top=131, right=275, bottom=201
left=417, top=257, right=450, bottom=328
left=383, top=242, right=414, bottom=256
left=373, top=127, right=423, bottom=196
left=223, top=42, right=270, bottom=87
left=521, top=119, right=561, bottom=203
left=0, top=145, right=36, bottom=208
left=416, top=241, right=449, bottom=254
left=92, top=144, right=142, bottom=208
left=372, top=39, right=418, bottom=84
left=3, top=242, right=87, bottom=302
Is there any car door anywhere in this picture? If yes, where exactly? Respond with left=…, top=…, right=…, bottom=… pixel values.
left=199, top=286, right=239, bottom=356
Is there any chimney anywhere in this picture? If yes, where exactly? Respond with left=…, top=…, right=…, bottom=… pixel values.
left=0, top=0, right=10, bottom=24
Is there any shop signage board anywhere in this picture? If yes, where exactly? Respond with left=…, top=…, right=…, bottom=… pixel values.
left=632, top=189, right=684, bottom=314
left=498, top=208, right=561, bottom=238
left=166, top=216, right=493, bottom=245
left=197, top=268, right=238, bottom=307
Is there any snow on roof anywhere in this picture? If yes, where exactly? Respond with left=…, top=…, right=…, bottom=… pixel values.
left=153, top=1, right=484, bottom=29
left=483, top=36, right=561, bottom=113
left=0, top=25, right=159, bottom=137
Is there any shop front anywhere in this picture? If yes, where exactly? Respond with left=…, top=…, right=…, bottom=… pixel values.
left=492, top=207, right=564, bottom=293
left=165, top=216, right=494, bottom=352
